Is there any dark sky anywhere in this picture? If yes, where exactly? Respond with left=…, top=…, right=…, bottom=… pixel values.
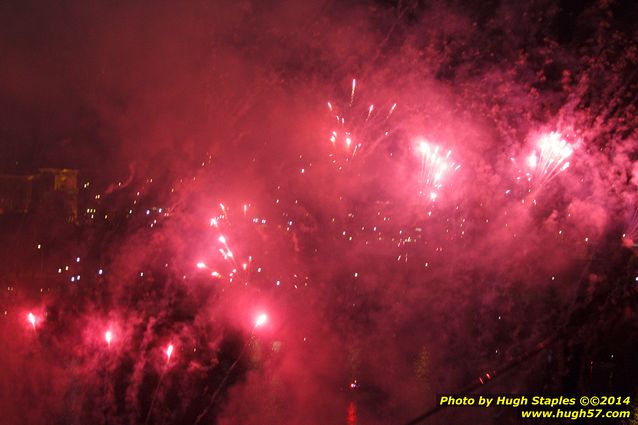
left=3, top=0, right=635, bottom=177
left=0, top=0, right=378, bottom=177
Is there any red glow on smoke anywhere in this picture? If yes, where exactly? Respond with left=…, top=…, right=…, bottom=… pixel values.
left=347, top=401, right=357, bottom=425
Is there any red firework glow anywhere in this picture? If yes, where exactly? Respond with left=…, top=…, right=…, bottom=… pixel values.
left=347, top=401, right=358, bottom=425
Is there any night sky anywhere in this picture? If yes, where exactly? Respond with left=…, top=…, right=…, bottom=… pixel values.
left=1, top=1, right=637, bottom=424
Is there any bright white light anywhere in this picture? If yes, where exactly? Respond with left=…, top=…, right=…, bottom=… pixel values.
left=255, top=314, right=268, bottom=328
left=166, top=344, right=174, bottom=361
left=27, top=312, right=36, bottom=328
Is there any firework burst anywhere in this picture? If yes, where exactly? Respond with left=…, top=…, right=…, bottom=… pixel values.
left=27, top=312, right=36, bottom=331
left=201, top=203, right=255, bottom=284
left=526, top=132, right=574, bottom=190
left=326, top=79, right=397, bottom=165
left=415, top=139, right=460, bottom=202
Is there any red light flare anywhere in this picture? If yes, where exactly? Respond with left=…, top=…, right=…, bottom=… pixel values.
left=347, top=401, right=357, bottom=425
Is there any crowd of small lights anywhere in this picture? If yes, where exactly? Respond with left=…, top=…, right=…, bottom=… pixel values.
left=3, top=127, right=626, bottom=322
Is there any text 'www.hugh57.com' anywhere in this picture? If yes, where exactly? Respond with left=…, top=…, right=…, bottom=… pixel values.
left=438, top=395, right=633, bottom=420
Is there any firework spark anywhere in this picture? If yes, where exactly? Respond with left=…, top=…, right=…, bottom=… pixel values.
left=165, top=344, right=174, bottom=363
left=254, top=313, right=268, bottom=328
left=350, top=78, right=356, bottom=106
left=205, top=204, right=258, bottom=283
left=416, top=139, right=460, bottom=201
left=387, top=103, right=397, bottom=118
left=144, top=343, right=175, bottom=425
left=325, top=80, right=397, bottom=162
left=27, top=312, right=36, bottom=331
left=526, top=132, right=574, bottom=190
